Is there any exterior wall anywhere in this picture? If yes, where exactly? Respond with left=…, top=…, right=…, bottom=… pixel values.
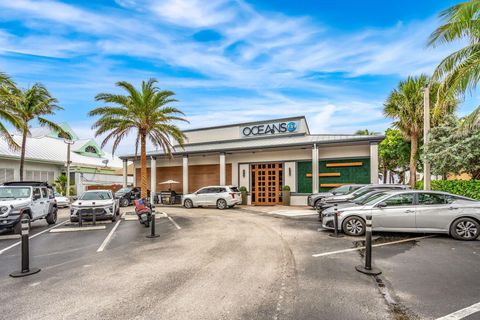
left=319, top=145, right=370, bottom=159
left=0, top=158, right=62, bottom=183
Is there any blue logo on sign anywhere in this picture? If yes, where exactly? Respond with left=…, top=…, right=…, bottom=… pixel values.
left=287, top=122, right=297, bottom=132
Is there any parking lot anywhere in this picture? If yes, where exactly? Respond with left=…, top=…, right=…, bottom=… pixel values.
left=0, top=206, right=479, bottom=320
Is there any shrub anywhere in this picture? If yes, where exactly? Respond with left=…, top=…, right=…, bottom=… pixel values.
left=416, top=180, right=480, bottom=200
left=239, top=186, right=247, bottom=192
left=282, top=185, right=291, bottom=191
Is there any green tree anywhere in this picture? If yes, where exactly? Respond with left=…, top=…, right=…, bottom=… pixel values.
left=379, top=129, right=410, bottom=183
left=354, top=129, right=380, bottom=135
left=384, top=75, right=458, bottom=188
left=54, top=174, right=74, bottom=196
left=426, top=115, right=480, bottom=179
left=0, top=72, right=23, bottom=150
left=89, top=79, right=188, bottom=198
left=429, top=0, right=480, bottom=97
left=1, top=83, right=65, bottom=181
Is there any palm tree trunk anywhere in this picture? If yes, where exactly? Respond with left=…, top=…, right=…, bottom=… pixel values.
left=409, top=135, right=418, bottom=189
left=140, top=133, right=148, bottom=199
left=19, top=128, right=28, bottom=181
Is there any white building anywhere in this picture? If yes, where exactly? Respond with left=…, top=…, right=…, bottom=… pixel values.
left=120, top=116, right=383, bottom=205
left=0, top=123, right=132, bottom=194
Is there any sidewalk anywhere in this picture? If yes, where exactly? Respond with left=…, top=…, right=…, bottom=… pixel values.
left=238, top=205, right=317, bottom=217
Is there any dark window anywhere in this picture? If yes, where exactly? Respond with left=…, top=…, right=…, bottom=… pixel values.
left=40, top=188, right=48, bottom=198
left=197, top=188, right=209, bottom=194
left=383, top=194, right=414, bottom=207
left=85, top=146, right=98, bottom=154
left=229, top=187, right=239, bottom=192
left=33, top=188, right=41, bottom=199
left=217, top=188, right=227, bottom=193
left=418, top=193, right=445, bottom=205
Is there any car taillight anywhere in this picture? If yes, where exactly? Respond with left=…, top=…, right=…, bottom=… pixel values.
left=230, top=193, right=235, bottom=199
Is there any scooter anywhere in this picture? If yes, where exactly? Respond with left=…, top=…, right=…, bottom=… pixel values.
left=134, top=199, right=152, bottom=228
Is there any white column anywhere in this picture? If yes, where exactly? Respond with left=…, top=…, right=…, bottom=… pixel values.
left=370, top=142, right=379, bottom=184
left=150, top=157, right=156, bottom=205
left=182, top=155, right=189, bottom=194
left=122, top=160, right=128, bottom=188
left=219, top=152, right=226, bottom=185
left=312, top=144, right=319, bottom=193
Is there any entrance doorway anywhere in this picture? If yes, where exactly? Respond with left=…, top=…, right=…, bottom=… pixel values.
left=251, top=163, right=283, bottom=205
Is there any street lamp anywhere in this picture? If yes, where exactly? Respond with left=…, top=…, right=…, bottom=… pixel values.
left=64, top=138, right=74, bottom=197
left=423, top=84, right=431, bottom=191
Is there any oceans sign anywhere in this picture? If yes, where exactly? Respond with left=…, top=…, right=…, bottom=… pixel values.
left=241, top=120, right=299, bottom=137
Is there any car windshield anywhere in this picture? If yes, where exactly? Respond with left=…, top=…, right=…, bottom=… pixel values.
left=355, top=192, right=387, bottom=205
left=0, top=187, right=31, bottom=198
left=117, top=188, right=131, bottom=193
left=79, top=191, right=112, bottom=200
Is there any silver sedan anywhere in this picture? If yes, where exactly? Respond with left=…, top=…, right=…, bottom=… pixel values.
left=322, top=190, right=480, bottom=241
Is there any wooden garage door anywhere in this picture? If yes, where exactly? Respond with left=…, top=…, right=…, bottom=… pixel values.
left=135, top=164, right=232, bottom=194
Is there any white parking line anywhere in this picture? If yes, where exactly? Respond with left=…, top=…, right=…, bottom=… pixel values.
left=50, top=226, right=106, bottom=233
left=0, top=234, right=21, bottom=240
left=162, top=212, right=181, bottom=230
left=97, top=220, right=121, bottom=252
left=312, top=235, right=436, bottom=257
left=436, top=302, right=480, bottom=320
left=0, top=220, right=68, bottom=255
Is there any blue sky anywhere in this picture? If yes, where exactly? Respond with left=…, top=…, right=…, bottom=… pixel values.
left=0, top=0, right=477, bottom=154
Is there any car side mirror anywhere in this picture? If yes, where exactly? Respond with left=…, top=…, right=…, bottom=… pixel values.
left=73, top=196, right=78, bottom=201
left=377, top=202, right=387, bottom=208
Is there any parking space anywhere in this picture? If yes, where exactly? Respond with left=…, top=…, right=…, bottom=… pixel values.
left=0, top=205, right=478, bottom=320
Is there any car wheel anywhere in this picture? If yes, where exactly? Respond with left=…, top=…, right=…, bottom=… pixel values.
left=184, top=199, right=193, bottom=209
left=14, top=213, right=31, bottom=234
left=450, top=217, right=480, bottom=241
left=120, top=198, right=130, bottom=207
left=342, top=216, right=365, bottom=236
left=46, top=206, right=57, bottom=225
left=217, top=199, right=227, bottom=210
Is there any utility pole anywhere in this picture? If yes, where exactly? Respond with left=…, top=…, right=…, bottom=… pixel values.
left=64, top=139, right=74, bottom=197
left=423, top=84, right=431, bottom=190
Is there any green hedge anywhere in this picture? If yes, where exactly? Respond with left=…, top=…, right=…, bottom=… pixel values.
left=416, top=180, right=480, bottom=200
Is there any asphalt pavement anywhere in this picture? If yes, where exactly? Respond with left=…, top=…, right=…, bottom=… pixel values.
left=0, top=206, right=478, bottom=320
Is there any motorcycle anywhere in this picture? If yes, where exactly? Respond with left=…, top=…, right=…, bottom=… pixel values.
left=134, top=198, right=152, bottom=228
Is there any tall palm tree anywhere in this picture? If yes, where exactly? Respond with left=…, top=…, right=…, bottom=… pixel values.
left=384, top=75, right=457, bottom=188
left=429, top=0, right=480, bottom=97
left=2, top=83, right=64, bottom=180
left=89, top=79, right=188, bottom=198
left=0, top=72, right=23, bottom=150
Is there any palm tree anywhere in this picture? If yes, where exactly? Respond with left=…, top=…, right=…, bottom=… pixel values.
left=460, top=106, right=480, bottom=134
left=384, top=75, right=457, bottom=188
left=89, top=79, right=188, bottom=198
left=0, top=72, right=23, bottom=150
left=354, top=129, right=380, bottom=135
left=429, top=0, right=480, bottom=97
left=2, top=83, right=64, bottom=180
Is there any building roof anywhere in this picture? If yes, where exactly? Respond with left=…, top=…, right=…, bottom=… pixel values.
left=120, top=132, right=384, bottom=160
left=0, top=129, right=124, bottom=169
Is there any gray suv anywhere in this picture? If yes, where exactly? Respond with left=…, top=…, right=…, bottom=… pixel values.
left=307, top=184, right=365, bottom=209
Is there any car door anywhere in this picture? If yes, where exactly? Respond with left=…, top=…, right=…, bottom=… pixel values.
left=415, top=192, right=450, bottom=231
left=372, top=193, right=416, bottom=231
left=41, top=187, right=51, bottom=216
left=30, top=187, right=44, bottom=219
left=194, top=188, right=210, bottom=206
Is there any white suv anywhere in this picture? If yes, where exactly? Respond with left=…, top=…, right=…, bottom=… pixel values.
left=183, top=186, right=241, bottom=209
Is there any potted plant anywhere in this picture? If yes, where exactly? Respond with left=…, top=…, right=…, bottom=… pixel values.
left=282, top=185, right=291, bottom=206
left=239, top=186, right=248, bottom=205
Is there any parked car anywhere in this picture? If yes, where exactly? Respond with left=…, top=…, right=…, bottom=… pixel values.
left=70, top=190, right=120, bottom=222
left=54, top=192, right=70, bottom=208
left=183, top=186, right=241, bottom=209
left=317, top=184, right=410, bottom=210
left=307, top=184, right=365, bottom=209
left=115, top=187, right=150, bottom=207
left=0, top=181, right=58, bottom=233
left=321, top=190, right=480, bottom=241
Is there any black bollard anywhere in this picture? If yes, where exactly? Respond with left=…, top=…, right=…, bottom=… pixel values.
left=355, top=214, right=381, bottom=275
left=146, top=203, right=159, bottom=238
left=78, top=211, right=83, bottom=227
left=10, top=217, right=41, bottom=277
left=329, top=204, right=344, bottom=238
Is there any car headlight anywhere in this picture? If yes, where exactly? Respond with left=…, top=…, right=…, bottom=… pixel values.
left=0, top=206, right=8, bottom=214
